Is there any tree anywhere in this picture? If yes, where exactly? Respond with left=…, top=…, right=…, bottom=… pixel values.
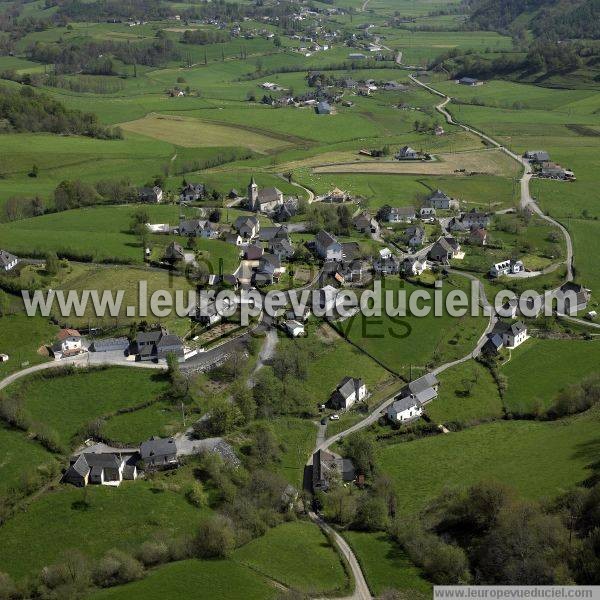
left=248, top=422, right=281, bottom=467
left=45, top=251, right=60, bottom=276
left=29, top=164, right=39, bottom=178
left=129, top=207, right=150, bottom=236
left=354, top=494, right=388, bottom=531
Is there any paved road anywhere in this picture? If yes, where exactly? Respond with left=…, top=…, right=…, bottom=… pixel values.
left=0, top=352, right=164, bottom=393
left=409, top=74, right=574, bottom=283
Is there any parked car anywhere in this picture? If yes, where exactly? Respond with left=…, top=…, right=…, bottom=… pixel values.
left=329, top=414, right=340, bottom=421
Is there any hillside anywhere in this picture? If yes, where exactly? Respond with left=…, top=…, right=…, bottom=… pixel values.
left=466, top=0, right=600, bottom=39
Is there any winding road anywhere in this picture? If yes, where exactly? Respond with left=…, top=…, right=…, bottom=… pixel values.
left=409, top=74, right=574, bottom=282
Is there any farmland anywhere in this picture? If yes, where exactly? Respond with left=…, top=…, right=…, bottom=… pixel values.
left=5, top=367, right=169, bottom=449
left=377, top=406, right=600, bottom=515
left=1, top=0, right=600, bottom=594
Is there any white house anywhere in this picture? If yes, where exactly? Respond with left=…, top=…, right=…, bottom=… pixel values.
left=284, top=320, right=305, bottom=338
left=388, top=207, right=416, bottom=223
left=330, top=377, right=367, bottom=410
left=315, top=230, right=343, bottom=261
left=387, top=396, right=423, bottom=422
left=0, top=250, right=18, bottom=272
left=234, top=216, right=260, bottom=240
left=502, top=321, right=528, bottom=348
left=53, top=329, right=83, bottom=358
left=490, top=259, right=524, bottom=278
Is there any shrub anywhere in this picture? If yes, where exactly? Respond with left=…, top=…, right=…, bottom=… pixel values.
left=92, top=549, right=144, bottom=588
left=0, top=572, right=17, bottom=600
left=193, top=515, right=235, bottom=558
left=136, top=541, right=170, bottom=567
left=185, top=481, right=209, bottom=508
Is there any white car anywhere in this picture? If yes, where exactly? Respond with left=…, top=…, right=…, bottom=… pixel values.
left=329, top=414, right=340, bottom=421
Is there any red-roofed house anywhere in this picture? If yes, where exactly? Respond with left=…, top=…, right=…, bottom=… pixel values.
left=53, top=329, right=83, bottom=357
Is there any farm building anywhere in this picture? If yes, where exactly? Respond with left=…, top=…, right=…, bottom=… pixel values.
left=0, top=249, right=18, bottom=272
left=90, top=337, right=129, bottom=353
left=312, top=449, right=356, bottom=492
left=330, top=377, right=368, bottom=410
left=316, top=101, right=332, bottom=115
left=457, top=77, right=482, bottom=86
left=396, top=146, right=419, bottom=160
left=140, top=436, right=178, bottom=469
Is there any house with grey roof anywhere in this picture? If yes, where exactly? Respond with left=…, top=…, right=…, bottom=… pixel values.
left=524, top=150, right=550, bottom=164
left=387, top=206, right=416, bottom=223
left=405, top=225, right=425, bottom=247
left=484, top=320, right=528, bottom=352
left=180, top=182, right=204, bottom=202
left=90, top=337, right=129, bottom=353
left=557, top=282, right=591, bottom=314
left=140, top=436, right=178, bottom=469
left=387, top=396, right=424, bottom=423
left=396, top=145, right=419, bottom=160
left=312, top=449, right=356, bottom=492
left=63, top=452, right=137, bottom=487
left=353, top=211, right=378, bottom=234
left=429, top=236, right=461, bottom=263
left=315, top=230, right=343, bottom=261
left=330, top=377, right=367, bottom=410
left=0, top=250, right=18, bottom=272
left=427, top=189, right=459, bottom=210
left=179, top=218, right=220, bottom=239
left=135, top=327, right=184, bottom=362
left=234, top=215, right=260, bottom=240
left=164, top=242, right=185, bottom=262
left=139, top=186, right=163, bottom=203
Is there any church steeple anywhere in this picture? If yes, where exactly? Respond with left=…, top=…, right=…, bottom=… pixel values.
left=248, top=175, right=259, bottom=210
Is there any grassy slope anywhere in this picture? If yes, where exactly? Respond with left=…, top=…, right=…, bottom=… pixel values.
left=88, top=560, right=277, bottom=600
left=0, top=426, right=57, bottom=495
left=0, top=482, right=207, bottom=581
left=0, top=313, right=57, bottom=379
left=343, top=531, right=431, bottom=598
left=234, top=521, right=348, bottom=594
left=501, top=338, right=600, bottom=413
left=426, top=359, right=503, bottom=424
left=342, top=277, right=488, bottom=378
left=377, top=407, right=600, bottom=516
left=7, top=367, right=168, bottom=448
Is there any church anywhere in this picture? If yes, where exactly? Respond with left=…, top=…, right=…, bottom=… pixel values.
left=247, top=176, right=284, bottom=213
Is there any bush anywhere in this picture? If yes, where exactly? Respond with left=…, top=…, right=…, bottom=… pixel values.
left=193, top=515, right=235, bottom=559
left=92, top=549, right=144, bottom=588
left=0, top=572, right=17, bottom=600
left=136, top=541, right=170, bottom=567
left=185, top=481, right=209, bottom=508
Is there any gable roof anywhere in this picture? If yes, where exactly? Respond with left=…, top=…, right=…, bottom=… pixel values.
left=56, top=328, right=81, bottom=340
left=316, top=229, right=339, bottom=249
left=0, top=249, right=17, bottom=268
left=407, top=372, right=438, bottom=395
left=257, top=187, right=282, bottom=204
left=335, top=376, right=364, bottom=400
left=140, top=436, right=177, bottom=460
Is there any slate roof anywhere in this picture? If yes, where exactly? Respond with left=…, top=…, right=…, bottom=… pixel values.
left=316, top=229, right=339, bottom=249
left=257, top=187, right=282, bottom=204
left=140, top=436, right=177, bottom=461
left=389, top=396, right=421, bottom=414
left=407, top=372, right=438, bottom=395
left=0, top=249, right=17, bottom=269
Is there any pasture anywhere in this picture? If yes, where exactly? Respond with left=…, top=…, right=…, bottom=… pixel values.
left=0, top=314, right=57, bottom=379
left=426, top=359, right=503, bottom=425
left=343, top=531, right=431, bottom=598
left=234, top=521, right=349, bottom=594
left=120, top=113, right=293, bottom=153
left=89, top=559, right=278, bottom=600
left=501, top=338, right=600, bottom=414
left=340, top=277, right=488, bottom=377
left=6, top=367, right=169, bottom=449
left=0, top=482, right=209, bottom=581
left=313, top=148, right=519, bottom=177
left=376, top=406, right=600, bottom=515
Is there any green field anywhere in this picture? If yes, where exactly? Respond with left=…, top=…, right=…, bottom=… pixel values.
left=234, top=521, right=348, bottom=594
left=88, top=559, right=278, bottom=600
left=501, top=338, right=600, bottom=414
left=426, top=359, right=503, bottom=424
left=0, top=426, right=57, bottom=495
left=0, top=313, right=57, bottom=379
left=0, top=482, right=207, bottom=581
left=343, top=531, right=431, bottom=598
left=377, top=406, right=600, bottom=515
left=341, top=277, right=488, bottom=378
left=6, top=367, right=169, bottom=449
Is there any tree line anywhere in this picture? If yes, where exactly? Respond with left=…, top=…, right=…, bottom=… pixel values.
left=0, top=85, right=123, bottom=138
